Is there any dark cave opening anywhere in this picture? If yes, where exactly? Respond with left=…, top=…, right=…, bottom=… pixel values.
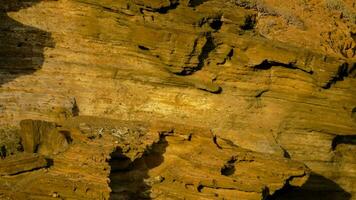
left=221, top=157, right=236, bottom=176
left=240, top=14, right=256, bottom=30
left=209, top=18, right=223, bottom=30
left=188, top=0, right=209, bottom=7
left=109, top=136, right=168, bottom=200
left=332, top=135, right=356, bottom=150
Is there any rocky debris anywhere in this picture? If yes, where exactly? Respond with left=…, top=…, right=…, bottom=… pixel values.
left=78, top=122, right=102, bottom=139
left=73, top=116, right=158, bottom=160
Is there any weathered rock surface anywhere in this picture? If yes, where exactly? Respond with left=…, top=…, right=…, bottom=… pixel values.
left=0, top=0, right=355, bottom=199
left=0, top=117, right=310, bottom=199
left=0, top=153, right=48, bottom=176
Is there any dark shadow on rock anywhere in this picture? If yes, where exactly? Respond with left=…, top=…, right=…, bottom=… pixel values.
left=109, top=136, right=168, bottom=200
left=266, top=173, right=351, bottom=200
left=0, top=0, right=54, bottom=86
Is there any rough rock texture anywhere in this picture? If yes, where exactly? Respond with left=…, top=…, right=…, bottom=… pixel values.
left=0, top=0, right=355, bottom=199
left=0, top=117, right=309, bottom=199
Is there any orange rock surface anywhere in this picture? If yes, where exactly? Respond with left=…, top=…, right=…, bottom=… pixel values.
left=0, top=0, right=355, bottom=199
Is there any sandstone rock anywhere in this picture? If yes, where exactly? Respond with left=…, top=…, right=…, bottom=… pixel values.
left=20, top=119, right=69, bottom=156
left=0, top=117, right=309, bottom=199
left=0, top=0, right=355, bottom=199
left=0, top=153, right=48, bottom=175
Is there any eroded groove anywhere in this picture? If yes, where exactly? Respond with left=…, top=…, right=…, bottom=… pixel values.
left=197, top=185, right=246, bottom=192
left=178, top=32, right=216, bottom=75
left=323, top=63, right=349, bottom=89
left=8, top=163, right=50, bottom=176
left=197, top=85, right=222, bottom=94
left=138, top=45, right=150, bottom=51
left=255, top=89, right=269, bottom=98
left=198, top=33, right=216, bottom=69
left=0, top=153, right=49, bottom=176
left=212, top=135, right=222, bottom=149
left=253, top=60, right=313, bottom=75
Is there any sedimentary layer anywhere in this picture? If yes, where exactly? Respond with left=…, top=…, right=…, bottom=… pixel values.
left=0, top=0, right=355, bottom=199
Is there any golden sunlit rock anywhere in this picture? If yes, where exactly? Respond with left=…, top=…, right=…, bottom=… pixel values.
left=0, top=0, right=355, bottom=199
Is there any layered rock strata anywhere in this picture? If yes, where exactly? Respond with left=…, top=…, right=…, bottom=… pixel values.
left=0, top=0, right=355, bottom=199
left=0, top=117, right=309, bottom=199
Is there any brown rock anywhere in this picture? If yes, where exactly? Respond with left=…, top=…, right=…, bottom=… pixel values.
left=0, top=153, right=48, bottom=175
left=0, top=0, right=355, bottom=199
left=20, top=119, right=69, bottom=156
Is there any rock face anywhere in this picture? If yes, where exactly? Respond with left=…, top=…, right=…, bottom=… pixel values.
left=0, top=117, right=309, bottom=199
left=0, top=0, right=355, bottom=199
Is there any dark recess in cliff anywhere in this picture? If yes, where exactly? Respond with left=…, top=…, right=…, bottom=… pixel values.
left=352, top=107, right=356, bottom=120
left=254, top=60, right=313, bottom=74
left=266, top=173, right=351, bottom=200
left=240, top=14, right=256, bottom=30
left=0, top=0, right=54, bottom=86
left=332, top=135, right=356, bottom=150
left=221, top=157, right=236, bottom=176
left=155, top=2, right=179, bottom=14
left=188, top=0, right=209, bottom=7
left=109, top=136, right=168, bottom=199
left=178, top=32, right=216, bottom=75
left=323, top=63, right=349, bottom=89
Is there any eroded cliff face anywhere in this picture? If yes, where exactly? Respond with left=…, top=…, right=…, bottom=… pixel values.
left=0, top=0, right=355, bottom=199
